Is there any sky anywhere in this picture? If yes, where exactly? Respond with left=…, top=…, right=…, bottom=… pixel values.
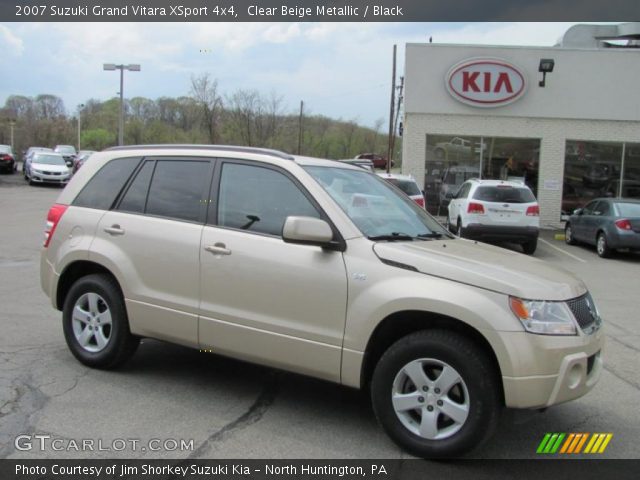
left=0, top=22, right=587, bottom=127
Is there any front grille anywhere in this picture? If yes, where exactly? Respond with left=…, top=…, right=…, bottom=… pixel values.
left=567, top=294, right=598, bottom=332
left=43, top=171, right=61, bottom=176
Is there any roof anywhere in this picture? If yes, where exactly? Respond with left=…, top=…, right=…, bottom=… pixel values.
left=469, top=179, right=531, bottom=189
left=104, top=144, right=295, bottom=161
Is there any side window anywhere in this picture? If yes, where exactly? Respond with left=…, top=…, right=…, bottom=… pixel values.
left=145, top=160, right=212, bottom=223
left=73, top=158, right=140, bottom=210
left=582, top=201, right=598, bottom=215
left=593, top=201, right=609, bottom=216
left=217, top=163, right=320, bottom=237
left=118, top=161, right=155, bottom=214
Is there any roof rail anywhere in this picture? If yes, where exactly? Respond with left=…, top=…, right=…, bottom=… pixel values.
left=103, top=144, right=295, bottom=160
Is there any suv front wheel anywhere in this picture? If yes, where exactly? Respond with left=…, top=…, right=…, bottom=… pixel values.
left=62, top=274, right=139, bottom=369
left=371, top=330, right=501, bottom=458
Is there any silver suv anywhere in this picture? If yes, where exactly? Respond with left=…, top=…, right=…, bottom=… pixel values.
left=41, top=145, right=604, bottom=458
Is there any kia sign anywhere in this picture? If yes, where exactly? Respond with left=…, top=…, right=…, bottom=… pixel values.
left=446, top=58, right=527, bottom=108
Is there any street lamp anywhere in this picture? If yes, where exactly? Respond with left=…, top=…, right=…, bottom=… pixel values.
left=77, top=103, right=85, bottom=152
left=103, top=63, right=141, bottom=146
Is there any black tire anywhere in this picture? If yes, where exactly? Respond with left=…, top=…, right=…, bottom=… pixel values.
left=564, top=223, right=577, bottom=245
left=522, top=238, right=537, bottom=255
left=596, top=232, right=613, bottom=258
left=371, top=330, right=501, bottom=458
left=62, top=274, right=139, bottom=369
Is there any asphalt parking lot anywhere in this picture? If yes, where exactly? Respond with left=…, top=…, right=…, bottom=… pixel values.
left=1, top=170, right=639, bottom=460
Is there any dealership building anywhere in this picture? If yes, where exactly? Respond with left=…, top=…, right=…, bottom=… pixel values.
left=401, top=23, right=640, bottom=227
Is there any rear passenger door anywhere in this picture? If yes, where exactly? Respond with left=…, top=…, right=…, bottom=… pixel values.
left=93, top=158, right=214, bottom=347
left=198, top=160, right=348, bottom=382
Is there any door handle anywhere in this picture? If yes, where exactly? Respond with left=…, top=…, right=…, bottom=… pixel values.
left=205, top=243, right=232, bottom=256
left=104, top=225, right=125, bottom=236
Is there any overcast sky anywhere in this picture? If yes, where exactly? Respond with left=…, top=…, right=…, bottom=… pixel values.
left=1, top=22, right=587, bottom=127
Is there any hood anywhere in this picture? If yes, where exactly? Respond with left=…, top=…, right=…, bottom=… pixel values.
left=32, top=162, right=69, bottom=173
left=373, top=238, right=586, bottom=301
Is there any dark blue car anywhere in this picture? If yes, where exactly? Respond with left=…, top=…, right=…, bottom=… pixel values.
left=565, top=198, right=640, bottom=258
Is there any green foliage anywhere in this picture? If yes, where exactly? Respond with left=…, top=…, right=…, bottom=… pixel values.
left=4, top=86, right=399, bottom=162
left=81, top=129, right=115, bottom=151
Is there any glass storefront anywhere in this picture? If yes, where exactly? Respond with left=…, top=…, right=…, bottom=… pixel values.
left=562, top=140, right=640, bottom=219
left=424, top=134, right=540, bottom=216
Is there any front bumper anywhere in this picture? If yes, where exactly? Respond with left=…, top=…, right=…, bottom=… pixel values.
left=463, top=224, right=538, bottom=244
left=30, top=172, right=70, bottom=184
left=500, top=326, right=605, bottom=409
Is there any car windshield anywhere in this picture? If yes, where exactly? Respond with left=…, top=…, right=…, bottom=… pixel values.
left=473, top=186, right=536, bottom=203
left=34, top=154, right=66, bottom=166
left=615, top=202, right=640, bottom=217
left=386, top=178, right=422, bottom=196
left=305, top=166, right=449, bottom=240
left=56, top=146, right=76, bottom=155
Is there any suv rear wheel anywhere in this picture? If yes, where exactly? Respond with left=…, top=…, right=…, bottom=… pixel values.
left=62, top=274, right=139, bottom=368
left=371, top=330, right=501, bottom=458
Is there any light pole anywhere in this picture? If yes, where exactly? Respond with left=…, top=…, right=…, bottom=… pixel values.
left=103, top=63, right=141, bottom=146
left=77, top=103, right=84, bottom=152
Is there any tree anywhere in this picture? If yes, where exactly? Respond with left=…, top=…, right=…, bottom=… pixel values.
left=190, top=74, right=223, bottom=144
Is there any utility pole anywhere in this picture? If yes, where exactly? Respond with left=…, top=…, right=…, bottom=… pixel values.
left=386, top=45, right=397, bottom=174
left=297, top=100, right=304, bottom=155
left=9, top=120, right=15, bottom=150
left=390, top=76, right=404, bottom=166
left=103, top=63, right=141, bottom=146
left=77, top=104, right=84, bottom=152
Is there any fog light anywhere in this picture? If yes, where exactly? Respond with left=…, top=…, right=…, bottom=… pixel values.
left=567, top=364, right=583, bottom=389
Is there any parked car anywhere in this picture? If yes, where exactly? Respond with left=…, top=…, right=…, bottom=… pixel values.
left=0, top=145, right=16, bottom=173
left=433, top=137, right=476, bottom=160
left=565, top=198, right=640, bottom=257
left=41, top=145, right=603, bottom=458
left=447, top=179, right=540, bottom=254
left=355, top=153, right=394, bottom=169
left=72, top=150, right=97, bottom=173
left=25, top=152, right=70, bottom=186
left=377, top=172, right=425, bottom=208
left=438, top=165, right=480, bottom=207
left=22, top=147, right=54, bottom=176
left=54, top=145, right=78, bottom=168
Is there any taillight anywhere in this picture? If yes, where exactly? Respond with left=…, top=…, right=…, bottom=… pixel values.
left=615, top=219, right=632, bottom=231
left=44, top=204, right=68, bottom=247
left=526, top=205, right=540, bottom=216
left=414, top=197, right=425, bottom=208
left=467, top=202, right=485, bottom=214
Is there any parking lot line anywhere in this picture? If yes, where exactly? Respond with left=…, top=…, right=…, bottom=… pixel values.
left=539, top=238, right=587, bottom=263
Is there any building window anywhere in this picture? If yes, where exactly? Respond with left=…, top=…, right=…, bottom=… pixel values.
left=562, top=140, right=640, bottom=219
left=425, top=134, right=540, bottom=215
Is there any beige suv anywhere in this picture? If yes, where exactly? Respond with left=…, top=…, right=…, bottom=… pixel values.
left=41, top=146, right=604, bottom=457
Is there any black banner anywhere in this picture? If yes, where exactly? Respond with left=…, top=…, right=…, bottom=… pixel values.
left=1, top=0, right=639, bottom=22
left=2, top=459, right=640, bottom=480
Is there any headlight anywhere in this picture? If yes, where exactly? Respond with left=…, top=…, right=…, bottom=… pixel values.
left=509, top=297, right=577, bottom=335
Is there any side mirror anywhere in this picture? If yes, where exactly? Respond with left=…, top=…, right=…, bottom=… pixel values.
left=282, top=216, right=337, bottom=249
left=573, top=208, right=583, bottom=216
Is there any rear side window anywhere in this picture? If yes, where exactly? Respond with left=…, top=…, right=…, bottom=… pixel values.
left=73, top=158, right=139, bottom=210
left=616, top=202, right=640, bottom=217
left=145, top=160, right=212, bottom=223
left=118, top=161, right=155, bottom=214
left=473, top=186, right=536, bottom=203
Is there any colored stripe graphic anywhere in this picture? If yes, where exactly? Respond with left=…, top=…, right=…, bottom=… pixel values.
left=538, top=433, right=613, bottom=454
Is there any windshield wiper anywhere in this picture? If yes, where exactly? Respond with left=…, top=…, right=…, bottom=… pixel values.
left=368, top=232, right=415, bottom=241
left=417, top=232, right=446, bottom=239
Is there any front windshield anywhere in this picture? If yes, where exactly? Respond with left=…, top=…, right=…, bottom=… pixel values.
left=34, top=154, right=66, bottom=166
left=305, top=166, right=450, bottom=240
left=56, top=146, right=76, bottom=155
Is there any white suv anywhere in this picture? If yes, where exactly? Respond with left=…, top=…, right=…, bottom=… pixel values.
left=377, top=172, right=425, bottom=209
left=447, top=179, right=540, bottom=254
left=41, top=146, right=602, bottom=458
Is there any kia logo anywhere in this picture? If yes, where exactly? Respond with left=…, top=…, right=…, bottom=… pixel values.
left=446, top=58, right=527, bottom=108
